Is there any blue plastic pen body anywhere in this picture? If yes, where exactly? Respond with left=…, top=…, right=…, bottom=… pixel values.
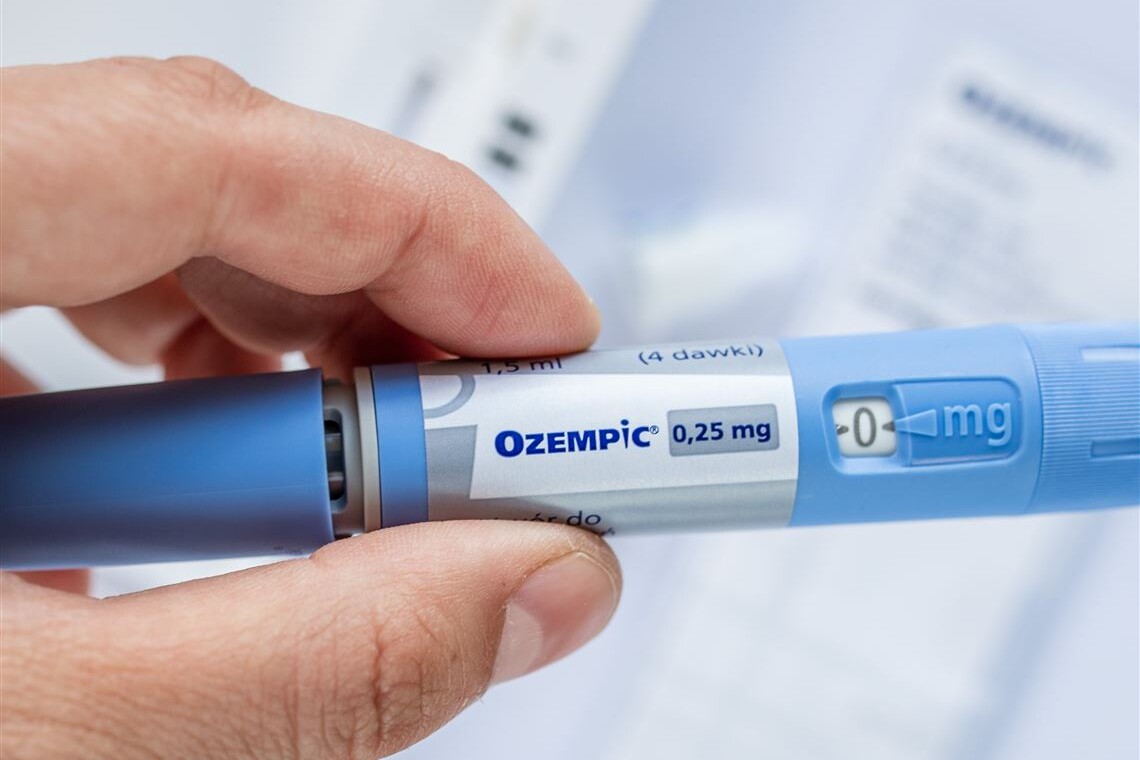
left=2, top=322, right=1136, bottom=568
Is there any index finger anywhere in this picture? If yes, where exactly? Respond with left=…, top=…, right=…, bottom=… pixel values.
left=0, top=56, right=600, bottom=357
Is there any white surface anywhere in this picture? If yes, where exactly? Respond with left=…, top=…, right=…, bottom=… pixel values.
left=408, top=0, right=657, bottom=228
left=795, top=49, right=1139, bottom=335
left=2, top=2, right=1137, bottom=759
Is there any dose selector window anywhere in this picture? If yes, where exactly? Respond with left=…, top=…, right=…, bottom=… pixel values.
left=833, top=397, right=897, bottom=457
left=831, top=380, right=1020, bottom=465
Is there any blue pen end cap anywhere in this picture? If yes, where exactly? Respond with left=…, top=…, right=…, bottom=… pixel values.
left=1021, top=323, right=1140, bottom=512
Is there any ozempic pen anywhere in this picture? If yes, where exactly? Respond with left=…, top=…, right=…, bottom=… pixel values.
left=2, top=322, right=1137, bottom=569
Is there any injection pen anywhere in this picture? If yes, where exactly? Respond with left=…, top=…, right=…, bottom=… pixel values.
left=2, top=322, right=1137, bottom=569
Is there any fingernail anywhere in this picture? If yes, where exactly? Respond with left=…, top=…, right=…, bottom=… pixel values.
left=585, top=296, right=603, bottom=339
left=491, top=552, right=619, bottom=684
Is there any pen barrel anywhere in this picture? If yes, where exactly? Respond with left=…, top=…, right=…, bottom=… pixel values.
left=363, top=341, right=801, bottom=535
left=2, top=322, right=1135, bottom=569
left=0, top=370, right=334, bottom=569
left=358, top=322, right=1139, bottom=533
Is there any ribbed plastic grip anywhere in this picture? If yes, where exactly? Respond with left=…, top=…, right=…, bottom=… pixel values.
left=1021, top=323, right=1140, bottom=513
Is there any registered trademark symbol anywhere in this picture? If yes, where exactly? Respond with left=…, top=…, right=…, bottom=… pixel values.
left=649, top=425, right=660, bottom=434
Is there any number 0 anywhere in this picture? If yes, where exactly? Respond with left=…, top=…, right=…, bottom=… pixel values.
left=672, top=424, right=687, bottom=444
left=853, top=407, right=877, bottom=447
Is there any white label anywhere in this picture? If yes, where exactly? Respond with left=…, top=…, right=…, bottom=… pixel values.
left=423, top=372, right=798, bottom=500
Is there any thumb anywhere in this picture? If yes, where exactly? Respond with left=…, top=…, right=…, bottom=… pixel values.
left=1, top=522, right=620, bottom=759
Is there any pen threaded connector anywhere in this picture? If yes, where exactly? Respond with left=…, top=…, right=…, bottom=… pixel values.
left=322, top=380, right=367, bottom=536
left=324, top=419, right=346, bottom=501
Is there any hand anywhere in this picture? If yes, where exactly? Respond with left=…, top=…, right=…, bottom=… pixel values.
left=1, top=57, right=620, bottom=759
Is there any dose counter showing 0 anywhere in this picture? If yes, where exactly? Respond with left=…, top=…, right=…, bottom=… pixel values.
left=2, top=322, right=1138, bottom=568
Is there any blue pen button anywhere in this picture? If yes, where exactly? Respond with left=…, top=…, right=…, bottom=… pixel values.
left=893, top=379, right=1021, bottom=465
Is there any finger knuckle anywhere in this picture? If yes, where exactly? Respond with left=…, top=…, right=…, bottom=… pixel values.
left=156, top=56, right=266, bottom=112
left=439, top=157, right=485, bottom=190
left=440, top=159, right=505, bottom=214
left=273, top=568, right=478, bottom=760
left=347, top=592, right=480, bottom=757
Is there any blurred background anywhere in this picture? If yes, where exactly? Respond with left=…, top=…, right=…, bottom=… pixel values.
left=2, top=1, right=1137, bottom=758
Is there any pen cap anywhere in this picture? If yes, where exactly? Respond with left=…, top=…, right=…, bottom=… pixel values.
left=0, top=370, right=334, bottom=569
left=1021, top=322, right=1140, bottom=513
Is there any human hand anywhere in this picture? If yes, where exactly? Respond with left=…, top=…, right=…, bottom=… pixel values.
left=0, top=57, right=620, bottom=759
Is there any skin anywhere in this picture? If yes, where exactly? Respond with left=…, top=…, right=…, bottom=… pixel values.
left=0, top=57, right=621, bottom=759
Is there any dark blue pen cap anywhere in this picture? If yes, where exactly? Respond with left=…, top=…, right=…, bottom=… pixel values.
left=0, top=369, right=334, bottom=569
